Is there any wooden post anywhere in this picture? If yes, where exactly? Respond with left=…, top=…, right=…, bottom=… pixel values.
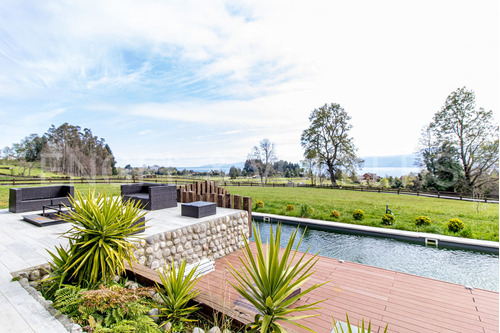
left=210, top=193, right=216, bottom=203
left=243, top=197, right=252, bottom=237
left=188, top=191, right=195, bottom=203
left=177, top=188, right=182, bottom=202
left=217, top=194, right=225, bottom=207
left=204, top=193, right=210, bottom=202
left=196, top=194, right=202, bottom=201
left=182, top=191, right=189, bottom=203
left=226, top=193, right=233, bottom=208
left=234, top=195, right=242, bottom=210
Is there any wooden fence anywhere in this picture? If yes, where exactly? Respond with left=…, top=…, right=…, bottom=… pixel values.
left=1, top=176, right=497, bottom=203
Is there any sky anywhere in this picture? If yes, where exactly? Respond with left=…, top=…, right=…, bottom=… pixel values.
left=0, top=0, right=498, bottom=168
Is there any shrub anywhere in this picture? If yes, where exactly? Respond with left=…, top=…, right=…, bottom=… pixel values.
left=286, top=204, right=295, bottom=211
left=381, top=214, right=395, bottom=225
left=330, top=210, right=340, bottom=218
left=53, top=284, right=160, bottom=332
left=448, top=218, right=465, bottom=232
left=228, top=223, right=327, bottom=333
left=352, top=209, right=365, bottom=221
left=299, top=204, right=315, bottom=218
left=57, top=189, right=148, bottom=285
left=156, top=259, right=200, bottom=327
left=415, top=216, right=431, bottom=227
left=255, top=200, right=265, bottom=209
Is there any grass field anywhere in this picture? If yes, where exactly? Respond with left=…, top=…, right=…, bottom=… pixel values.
left=227, top=186, right=499, bottom=242
left=1, top=183, right=498, bottom=241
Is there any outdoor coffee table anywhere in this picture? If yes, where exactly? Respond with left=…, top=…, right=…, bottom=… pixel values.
left=22, top=204, right=71, bottom=227
left=181, top=201, right=216, bottom=218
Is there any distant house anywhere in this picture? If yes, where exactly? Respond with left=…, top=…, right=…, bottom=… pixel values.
left=363, top=173, right=377, bottom=181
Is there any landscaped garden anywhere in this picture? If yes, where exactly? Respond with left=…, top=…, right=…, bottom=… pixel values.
left=17, top=189, right=374, bottom=333
left=227, top=186, right=499, bottom=242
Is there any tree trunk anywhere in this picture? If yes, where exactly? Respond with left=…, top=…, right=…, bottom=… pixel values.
left=328, top=164, right=337, bottom=186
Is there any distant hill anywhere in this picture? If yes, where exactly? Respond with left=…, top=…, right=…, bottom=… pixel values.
left=177, top=162, right=245, bottom=173
left=177, top=155, right=421, bottom=173
left=361, top=154, right=419, bottom=168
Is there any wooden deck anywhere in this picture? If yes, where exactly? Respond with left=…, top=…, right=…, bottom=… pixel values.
left=128, top=242, right=499, bottom=333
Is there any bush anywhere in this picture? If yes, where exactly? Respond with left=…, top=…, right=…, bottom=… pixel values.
left=415, top=216, right=431, bottom=227
left=448, top=218, right=465, bottom=232
left=330, top=210, right=340, bottom=218
left=156, top=259, right=200, bottom=328
left=255, top=200, right=265, bottom=209
left=352, top=209, right=365, bottom=221
left=53, top=284, right=160, bottom=332
left=299, top=204, right=315, bottom=218
left=56, top=190, right=147, bottom=286
left=381, top=214, right=395, bottom=225
left=286, top=204, right=295, bottom=211
left=228, top=223, right=327, bottom=332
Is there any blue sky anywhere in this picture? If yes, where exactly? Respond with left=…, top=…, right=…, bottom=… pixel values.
left=0, top=0, right=498, bottom=167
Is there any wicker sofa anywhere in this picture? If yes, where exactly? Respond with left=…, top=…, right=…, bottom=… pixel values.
left=9, top=185, right=74, bottom=213
left=121, top=183, right=177, bottom=210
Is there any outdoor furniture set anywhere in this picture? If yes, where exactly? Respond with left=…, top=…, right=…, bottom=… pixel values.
left=9, top=183, right=217, bottom=227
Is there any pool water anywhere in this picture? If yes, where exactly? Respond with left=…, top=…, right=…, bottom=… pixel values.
left=251, top=221, right=499, bottom=292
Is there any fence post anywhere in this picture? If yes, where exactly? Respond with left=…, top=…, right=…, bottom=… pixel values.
left=243, top=197, right=252, bottom=238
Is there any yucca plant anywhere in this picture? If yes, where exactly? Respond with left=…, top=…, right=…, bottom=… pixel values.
left=40, top=242, right=75, bottom=299
left=332, top=314, right=388, bottom=333
left=156, top=259, right=201, bottom=327
left=59, top=189, right=148, bottom=285
left=227, top=223, right=328, bottom=333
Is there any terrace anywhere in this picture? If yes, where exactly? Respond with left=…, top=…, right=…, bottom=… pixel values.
left=0, top=185, right=498, bottom=332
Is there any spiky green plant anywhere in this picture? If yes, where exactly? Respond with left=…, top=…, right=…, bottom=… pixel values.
left=332, top=314, right=388, bottom=333
left=156, top=259, right=201, bottom=327
left=40, top=242, right=75, bottom=299
left=227, top=223, right=328, bottom=333
left=59, top=189, right=148, bottom=285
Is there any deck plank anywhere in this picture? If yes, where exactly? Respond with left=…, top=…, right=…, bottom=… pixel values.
left=127, top=242, right=498, bottom=333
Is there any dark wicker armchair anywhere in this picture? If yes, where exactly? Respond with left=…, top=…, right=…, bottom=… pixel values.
left=121, top=183, right=177, bottom=210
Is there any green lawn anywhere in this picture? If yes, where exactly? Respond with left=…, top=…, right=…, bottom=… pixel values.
left=1, top=184, right=498, bottom=241
left=226, top=186, right=499, bottom=242
left=0, top=183, right=122, bottom=209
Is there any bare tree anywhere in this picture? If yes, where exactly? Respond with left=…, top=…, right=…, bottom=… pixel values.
left=248, top=138, right=277, bottom=185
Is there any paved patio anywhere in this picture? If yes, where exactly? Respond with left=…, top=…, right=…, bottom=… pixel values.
left=0, top=205, right=240, bottom=332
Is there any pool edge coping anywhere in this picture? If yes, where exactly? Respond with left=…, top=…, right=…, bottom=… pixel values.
left=252, top=212, right=499, bottom=254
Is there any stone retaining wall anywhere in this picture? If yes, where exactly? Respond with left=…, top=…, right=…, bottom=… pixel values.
left=133, top=210, right=249, bottom=270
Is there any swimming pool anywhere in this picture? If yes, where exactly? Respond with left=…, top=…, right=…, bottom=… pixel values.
left=251, top=221, right=499, bottom=292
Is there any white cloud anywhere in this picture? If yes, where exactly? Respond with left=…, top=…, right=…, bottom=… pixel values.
left=0, top=0, right=497, bottom=166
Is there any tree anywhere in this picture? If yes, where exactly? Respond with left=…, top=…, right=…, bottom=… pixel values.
left=301, top=103, right=363, bottom=186
left=422, top=87, right=499, bottom=193
left=229, top=166, right=241, bottom=179
left=248, top=138, right=277, bottom=185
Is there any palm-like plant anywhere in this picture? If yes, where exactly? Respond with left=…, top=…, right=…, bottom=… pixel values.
left=227, top=223, right=328, bottom=333
left=332, top=314, right=388, bottom=333
left=59, top=189, right=148, bottom=285
left=156, top=259, right=201, bottom=327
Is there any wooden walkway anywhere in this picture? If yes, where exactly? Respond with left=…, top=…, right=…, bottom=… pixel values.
left=128, top=242, right=499, bottom=333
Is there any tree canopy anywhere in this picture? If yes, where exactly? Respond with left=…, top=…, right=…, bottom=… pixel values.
left=301, top=103, right=362, bottom=186
left=420, top=87, right=499, bottom=193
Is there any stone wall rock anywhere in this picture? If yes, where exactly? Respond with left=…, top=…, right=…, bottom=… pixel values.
left=133, top=211, right=249, bottom=269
